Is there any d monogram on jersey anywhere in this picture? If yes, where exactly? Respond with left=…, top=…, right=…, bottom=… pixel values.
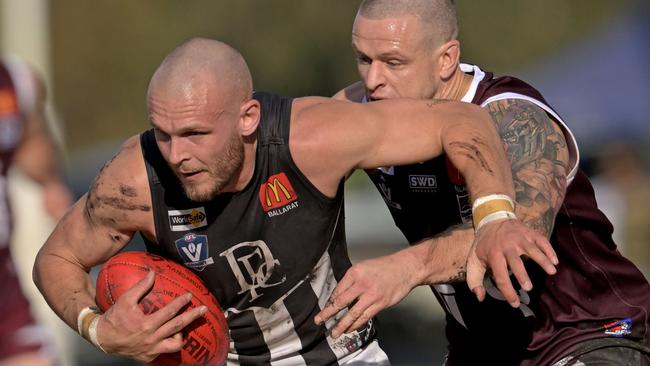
left=367, top=64, right=650, bottom=365
left=141, top=92, right=376, bottom=365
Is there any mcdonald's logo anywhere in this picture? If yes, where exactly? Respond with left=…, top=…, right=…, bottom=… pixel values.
left=259, top=172, right=298, bottom=212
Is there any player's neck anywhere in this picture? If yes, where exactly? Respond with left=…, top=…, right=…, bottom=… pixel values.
left=434, top=67, right=472, bottom=102
left=224, top=138, right=258, bottom=193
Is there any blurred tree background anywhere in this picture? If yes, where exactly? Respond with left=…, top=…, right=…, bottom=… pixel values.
left=49, top=0, right=629, bottom=152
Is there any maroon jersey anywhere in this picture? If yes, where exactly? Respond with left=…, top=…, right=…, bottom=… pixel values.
left=0, top=59, right=51, bottom=360
left=0, top=60, right=22, bottom=249
left=367, top=64, right=650, bottom=365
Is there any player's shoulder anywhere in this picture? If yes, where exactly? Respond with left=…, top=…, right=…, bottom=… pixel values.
left=89, top=134, right=150, bottom=202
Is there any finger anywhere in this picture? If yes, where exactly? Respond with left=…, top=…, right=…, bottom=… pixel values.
left=345, top=303, right=380, bottom=335
left=316, top=286, right=360, bottom=326
left=328, top=298, right=373, bottom=339
left=505, top=251, right=532, bottom=292
left=490, top=255, right=519, bottom=307
left=155, top=304, right=207, bottom=339
left=466, top=252, right=487, bottom=302
left=122, top=270, right=156, bottom=305
left=315, top=276, right=357, bottom=325
left=149, top=293, right=195, bottom=328
left=532, top=234, right=559, bottom=266
left=524, top=244, right=557, bottom=276
left=152, top=333, right=185, bottom=356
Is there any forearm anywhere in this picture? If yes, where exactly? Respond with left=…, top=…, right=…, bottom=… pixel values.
left=33, top=247, right=97, bottom=331
left=33, top=197, right=132, bottom=331
left=442, top=106, right=515, bottom=201
left=416, top=226, right=475, bottom=285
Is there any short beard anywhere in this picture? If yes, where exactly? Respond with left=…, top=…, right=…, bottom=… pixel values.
left=181, top=132, right=245, bottom=202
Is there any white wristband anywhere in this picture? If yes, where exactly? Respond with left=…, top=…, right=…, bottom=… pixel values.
left=476, top=210, right=517, bottom=231
left=77, top=306, right=106, bottom=353
left=88, top=315, right=107, bottom=353
left=77, top=306, right=96, bottom=334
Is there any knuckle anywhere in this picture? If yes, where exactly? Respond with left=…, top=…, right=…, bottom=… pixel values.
left=141, top=321, right=156, bottom=334
left=329, top=296, right=342, bottom=309
left=494, top=276, right=511, bottom=287
left=357, top=312, right=371, bottom=325
left=347, top=308, right=361, bottom=320
left=171, top=317, right=185, bottom=333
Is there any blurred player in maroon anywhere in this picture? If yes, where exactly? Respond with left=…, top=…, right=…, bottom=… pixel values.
left=0, top=57, right=72, bottom=366
left=316, top=1, right=650, bottom=365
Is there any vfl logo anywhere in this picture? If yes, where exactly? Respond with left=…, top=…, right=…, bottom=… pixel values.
left=259, top=173, right=299, bottom=217
left=174, top=233, right=214, bottom=271
left=408, top=175, right=437, bottom=192
left=168, top=207, right=207, bottom=231
left=220, top=240, right=287, bottom=302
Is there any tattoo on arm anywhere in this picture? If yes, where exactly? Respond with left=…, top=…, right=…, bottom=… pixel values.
left=486, top=99, right=570, bottom=236
left=83, top=154, right=149, bottom=243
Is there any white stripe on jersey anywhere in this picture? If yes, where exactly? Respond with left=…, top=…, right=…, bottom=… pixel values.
left=224, top=278, right=307, bottom=365
left=253, top=304, right=305, bottom=366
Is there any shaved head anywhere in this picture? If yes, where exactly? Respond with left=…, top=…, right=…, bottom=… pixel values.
left=148, top=37, right=253, bottom=108
left=358, top=0, right=458, bottom=47
left=147, top=38, right=256, bottom=201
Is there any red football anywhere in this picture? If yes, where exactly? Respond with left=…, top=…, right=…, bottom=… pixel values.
left=95, top=251, right=229, bottom=366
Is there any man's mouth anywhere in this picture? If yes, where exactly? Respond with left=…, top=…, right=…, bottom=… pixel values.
left=178, top=170, right=203, bottom=180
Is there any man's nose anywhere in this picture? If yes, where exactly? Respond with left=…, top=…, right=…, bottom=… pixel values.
left=168, top=137, right=188, bottom=166
left=365, top=61, right=386, bottom=93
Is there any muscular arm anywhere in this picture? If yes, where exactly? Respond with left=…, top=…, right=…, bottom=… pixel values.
left=386, top=99, right=570, bottom=290
left=34, top=136, right=206, bottom=361
left=291, top=97, right=515, bottom=201
left=424, top=99, right=571, bottom=285
left=487, top=99, right=570, bottom=236
left=315, top=99, right=569, bottom=335
left=33, top=136, right=151, bottom=330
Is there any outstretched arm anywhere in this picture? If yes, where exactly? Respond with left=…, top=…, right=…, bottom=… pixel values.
left=315, top=99, right=568, bottom=336
left=291, top=97, right=515, bottom=201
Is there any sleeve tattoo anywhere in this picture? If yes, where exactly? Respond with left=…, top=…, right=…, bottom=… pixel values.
left=486, top=99, right=570, bottom=237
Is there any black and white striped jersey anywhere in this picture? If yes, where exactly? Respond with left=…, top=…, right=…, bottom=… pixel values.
left=141, top=92, right=377, bottom=365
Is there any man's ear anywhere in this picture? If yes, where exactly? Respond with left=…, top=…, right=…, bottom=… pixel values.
left=239, top=99, right=260, bottom=137
left=438, top=39, right=461, bottom=80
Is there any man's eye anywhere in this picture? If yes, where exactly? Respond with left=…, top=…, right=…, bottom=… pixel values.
left=154, top=128, right=170, bottom=140
left=184, top=131, right=206, bottom=137
left=357, top=55, right=371, bottom=65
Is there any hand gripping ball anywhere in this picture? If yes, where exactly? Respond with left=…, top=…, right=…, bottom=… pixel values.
left=95, top=251, right=228, bottom=366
